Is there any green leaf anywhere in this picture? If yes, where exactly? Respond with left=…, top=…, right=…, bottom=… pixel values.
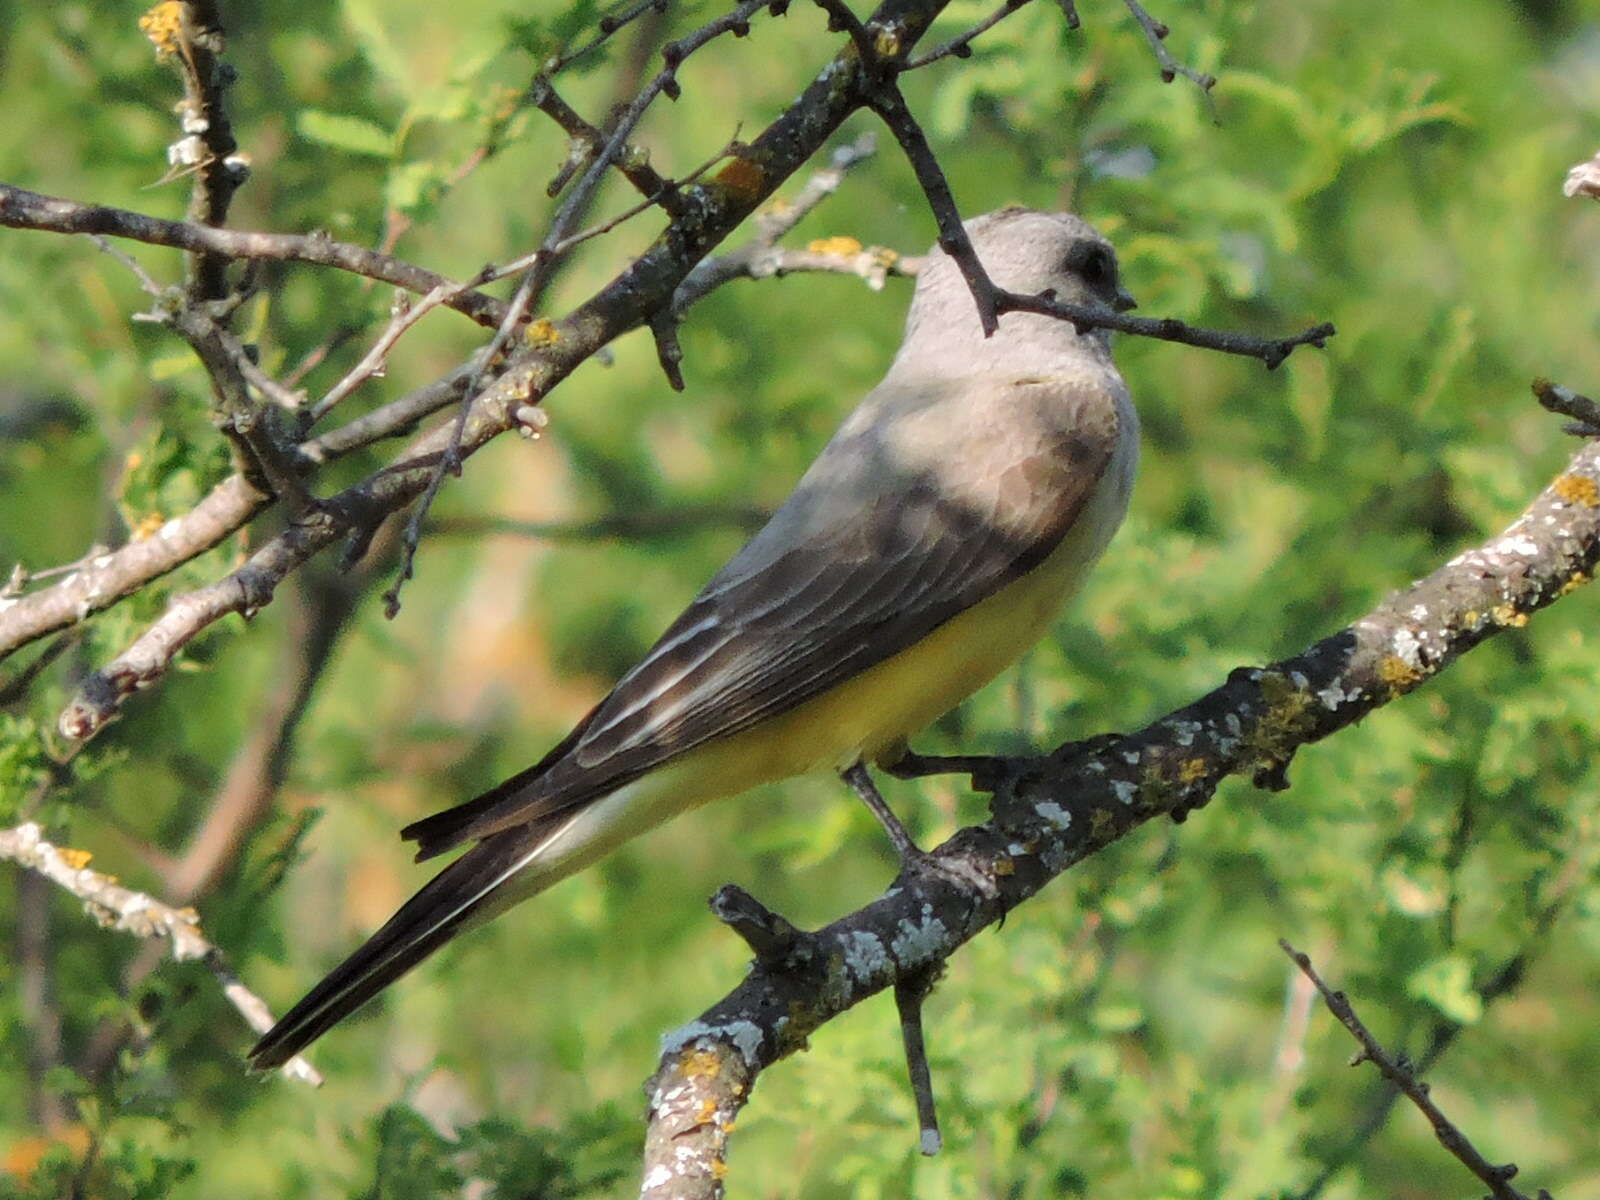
left=297, top=109, right=395, bottom=159
left=1406, top=955, right=1484, bottom=1024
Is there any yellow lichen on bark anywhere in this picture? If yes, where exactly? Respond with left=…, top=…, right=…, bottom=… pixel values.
left=139, top=1, right=185, bottom=56
left=1553, top=473, right=1600, bottom=507
left=808, top=235, right=863, bottom=256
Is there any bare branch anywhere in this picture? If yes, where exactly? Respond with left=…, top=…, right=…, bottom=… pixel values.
left=999, top=290, right=1335, bottom=368
left=544, top=0, right=673, bottom=77
left=1121, top=0, right=1217, bottom=96
left=0, top=182, right=507, bottom=328
left=868, top=82, right=1004, bottom=334
left=894, top=969, right=943, bottom=1155
left=528, top=74, right=671, bottom=201
left=0, top=822, right=321, bottom=1086
left=139, top=1, right=246, bottom=300
left=0, top=474, right=269, bottom=663
left=1533, top=376, right=1600, bottom=436
left=1281, top=941, right=1549, bottom=1200
left=904, top=0, right=1034, bottom=69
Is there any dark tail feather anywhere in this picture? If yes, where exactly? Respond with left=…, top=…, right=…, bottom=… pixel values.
left=248, top=825, right=552, bottom=1071
left=401, top=708, right=601, bottom=862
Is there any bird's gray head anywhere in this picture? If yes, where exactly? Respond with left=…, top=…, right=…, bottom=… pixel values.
left=893, top=208, right=1134, bottom=376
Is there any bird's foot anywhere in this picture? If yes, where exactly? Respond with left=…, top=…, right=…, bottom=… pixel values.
left=886, top=750, right=1040, bottom=795
left=841, top=761, right=998, bottom=897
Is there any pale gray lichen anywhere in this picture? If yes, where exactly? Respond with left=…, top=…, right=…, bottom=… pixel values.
left=659, top=1017, right=764, bottom=1066
left=840, top=929, right=889, bottom=983
left=643, top=1165, right=673, bottom=1190
left=889, top=907, right=948, bottom=962
left=1035, top=801, right=1072, bottom=830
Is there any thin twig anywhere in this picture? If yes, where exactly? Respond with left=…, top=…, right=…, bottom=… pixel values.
left=999, top=290, right=1335, bottom=368
left=382, top=266, right=541, bottom=618
left=528, top=75, right=670, bottom=200
left=868, top=82, right=1003, bottom=334
left=1280, top=941, right=1547, bottom=1200
left=812, top=0, right=876, bottom=62
left=0, top=182, right=507, bottom=328
left=903, top=0, right=1033, bottom=69
left=309, top=284, right=460, bottom=423
left=1532, top=376, right=1600, bottom=436
left=1121, top=0, right=1217, bottom=97
left=894, top=969, right=943, bottom=1155
left=0, top=822, right=321, bottom=1086
left=544, top=0, right=673, bottom=77
left=141, top=1, right=245, bottom=302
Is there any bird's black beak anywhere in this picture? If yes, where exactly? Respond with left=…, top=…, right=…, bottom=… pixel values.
left=1113, top=287, right=1138, bottom=313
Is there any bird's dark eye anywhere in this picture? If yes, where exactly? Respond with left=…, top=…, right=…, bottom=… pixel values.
left=1065, top=240, right=1115, bottom=287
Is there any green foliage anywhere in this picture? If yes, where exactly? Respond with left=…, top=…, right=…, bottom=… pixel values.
left=1, top=0, right=1599, bottom=1198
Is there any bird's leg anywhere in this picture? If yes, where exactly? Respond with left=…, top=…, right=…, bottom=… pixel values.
left=842, top=761, right=928, bottom=866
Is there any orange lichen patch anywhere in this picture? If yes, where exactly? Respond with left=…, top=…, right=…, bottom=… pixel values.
left=993, top=856, right=1015, bottom=876
left=524, top=318, right=561, bottom=347
left=712, top=156, right=765, bottom=204
left=1376, top=654, right=1424, bottom=690
left=808, top=235, right=863, bottom=257
left=872, top=247, right=900, bottom=268
left=693, top=1098, right=718, bottom=1124
left=1178, top=757, right=1207, bottom=785
left=1552, top=473, right=1600, bottom=507
left=139, top=1, right=185, bottom=56
left=1490, top=603, right=1528, bottom=628
left=129, top=511, right=165, bottom=541
left=57, top=846, right=93, bottom=870
left=1559, top=571, right=1592, bottom=597
left=711, top=1160, right=729, bottom=1181
left=681, top=1048, right=724, bottom=1079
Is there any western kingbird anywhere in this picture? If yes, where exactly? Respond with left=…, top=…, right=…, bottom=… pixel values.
left=249, top=207, right=1139, bottom=1069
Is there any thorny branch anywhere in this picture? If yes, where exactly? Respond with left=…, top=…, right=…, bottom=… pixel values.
left=1281, top=941, right=1551, bottom=1200
left=639, top=409, right=1599, bottom=1198
left=0, top=822, right=322, bottom=1087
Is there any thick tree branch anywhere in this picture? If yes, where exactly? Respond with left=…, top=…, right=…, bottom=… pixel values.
left=0, top=822, right=321, bottom=1086
left=639, top=417, right=1600, bottom=1198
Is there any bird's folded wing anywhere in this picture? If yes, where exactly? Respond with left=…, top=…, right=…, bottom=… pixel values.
left=403, top=375, right=1121, bottom=858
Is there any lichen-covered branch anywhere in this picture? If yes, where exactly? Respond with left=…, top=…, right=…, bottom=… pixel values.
left=638, top=421, right=1599, bottom=1199
left=0, top=822, right=322, bottom=1087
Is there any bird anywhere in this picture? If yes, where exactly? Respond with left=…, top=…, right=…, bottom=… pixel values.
left=248, top=207, right=1140, bottom=1070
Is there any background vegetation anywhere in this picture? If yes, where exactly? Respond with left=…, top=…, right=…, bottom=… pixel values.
left=2, top=0, right=1599, bottom=1196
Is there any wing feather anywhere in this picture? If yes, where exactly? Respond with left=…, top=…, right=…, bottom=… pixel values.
left=404, top=374, right=1124, bottom=857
